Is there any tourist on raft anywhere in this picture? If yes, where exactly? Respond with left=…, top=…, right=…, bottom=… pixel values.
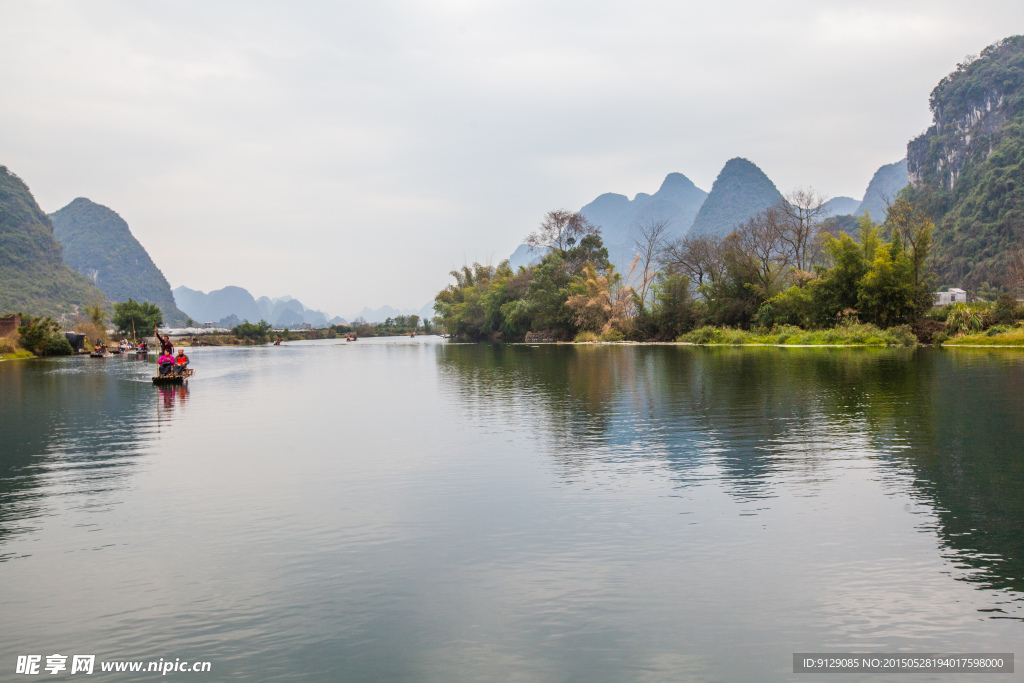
left=155, top=326, right=173, bottom=356
left=158, top=351, right=175, bottom=376
left=174, top=349, right=190, bottom=376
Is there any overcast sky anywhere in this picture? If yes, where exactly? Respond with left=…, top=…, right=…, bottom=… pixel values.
left=1, top=1, right=1022, bottom=316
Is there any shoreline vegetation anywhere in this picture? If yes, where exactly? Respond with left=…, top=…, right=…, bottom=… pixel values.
left=433, top=196, right=1024, bottom=349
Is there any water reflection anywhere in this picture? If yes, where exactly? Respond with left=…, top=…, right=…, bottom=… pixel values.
left=0, top=357, right=161, bottom=561
left=2, top=342, right=1021, bottom=681
left=437, top=344, right=1024, bottom=611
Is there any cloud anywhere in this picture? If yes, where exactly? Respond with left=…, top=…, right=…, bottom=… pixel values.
left=1, top=0, right=1022, bottom=314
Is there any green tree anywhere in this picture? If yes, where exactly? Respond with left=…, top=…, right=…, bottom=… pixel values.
left=111, top=299, right=163, bottom=336
left=858, top=236, right=917, bottom=327
left=811, top=232, right=870, bottom=321
left=233, top=320, right=272, bottom=343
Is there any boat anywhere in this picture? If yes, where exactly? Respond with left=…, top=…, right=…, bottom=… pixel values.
left=89, top=351, right=108, bottom=358
left=152, top=368, right=193, bottom=385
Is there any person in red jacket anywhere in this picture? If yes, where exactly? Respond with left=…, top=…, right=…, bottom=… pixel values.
left=174, top=349, right=190, bottom=376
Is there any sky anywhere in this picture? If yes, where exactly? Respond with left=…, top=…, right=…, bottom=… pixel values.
left=1, top=1, right=1022, bottom=317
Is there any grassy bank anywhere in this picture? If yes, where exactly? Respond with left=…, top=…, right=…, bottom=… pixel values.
left=0, top=336, right=34, bottom=361
left=943, top=327, right=1024, bottom=346
left=676, top=323, right=917, bottom=347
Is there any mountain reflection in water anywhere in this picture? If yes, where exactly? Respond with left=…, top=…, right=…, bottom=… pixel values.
left=0, top=341, right=1020, bottom=681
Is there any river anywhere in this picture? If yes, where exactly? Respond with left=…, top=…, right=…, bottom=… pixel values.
left=1, top=338, right=1021, bottom=681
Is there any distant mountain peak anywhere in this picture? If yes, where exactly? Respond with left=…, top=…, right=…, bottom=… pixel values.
left=855, top=158, right=908, bottom=223
left=657, top=172, right=700, bottom=193
left=687, top=158, right=783, bottom=237
left=50, top=197, right=188, bottom=324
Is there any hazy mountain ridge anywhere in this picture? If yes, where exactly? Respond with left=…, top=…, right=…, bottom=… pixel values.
left=354, top=302, right=435, bottom=324
left=173, top=283, right=437, bottom=327
left=821, top=196, right=860, bottom=217
left=50, top=198, right=189, bottom=326
left=510, top=172, right=709, bottom=271
left=0, top=165, right=104, bottom=318
left=173, top=285, right=337, bottom=328
left=855, top=159, right=909, bottom=223
left=580, top=172, right=708, bottom=269
left=508, top=158, right=908, bottom=269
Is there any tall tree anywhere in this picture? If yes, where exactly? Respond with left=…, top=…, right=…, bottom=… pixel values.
left=111, top=299, right=163, bottom=336
left=779, top=189, right=828, bottom=271
left=631, top=218, right=670, bottom=308
left=660, top=234, right=725, bottom=292
left=525, top=210, right=600, bottom=257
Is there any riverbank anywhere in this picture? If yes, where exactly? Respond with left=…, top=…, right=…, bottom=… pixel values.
left=0, top=335, right=33, bottom=361
left=675, top=323, right=917, bottom=347
left=943, top=328, right=1024, bottom=346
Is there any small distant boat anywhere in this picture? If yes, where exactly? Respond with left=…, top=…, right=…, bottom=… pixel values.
left=89, top=351, right=108, bottom=358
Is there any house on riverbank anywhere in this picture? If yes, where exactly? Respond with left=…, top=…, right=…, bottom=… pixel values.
left=934, top=288, right=967, bottom=305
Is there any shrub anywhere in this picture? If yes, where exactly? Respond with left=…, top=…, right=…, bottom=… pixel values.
left=987, top=325, right=1009, bottom=336
left=990, top=294, right=1020, bottom=325
left=41, top=335, right=74, bottom=356
left=18, top=315, right=74, bottom=356
left=681, top=326, right=719, bottom=344
left=574, top=331, right=598, bottom=342
left=599, top=329, right=625, bottom=342
left=946, top=303, right=985, bottom=335
left=883, top=325, right=918, bottom=347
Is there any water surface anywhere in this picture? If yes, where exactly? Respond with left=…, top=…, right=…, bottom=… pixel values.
left=1, top=339, right=1021, bottom=681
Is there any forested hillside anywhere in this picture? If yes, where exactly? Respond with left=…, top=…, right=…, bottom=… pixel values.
left=50, top=198, right=188, bottom=325
left=906, top=35, right=1024, bottom=293
left=0, top=166, right=103, bottom=317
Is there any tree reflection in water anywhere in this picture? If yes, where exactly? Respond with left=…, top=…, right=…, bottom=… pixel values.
left=437, top=344, right=1024, bottom=609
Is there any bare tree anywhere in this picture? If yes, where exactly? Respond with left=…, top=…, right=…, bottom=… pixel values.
left=734, top=205, right=789, bottom=290
left=631, top=218, right=670, bottom=306
left=525, top=209, right=600, bottom=256
left=779, top=189, right=828, bottom=271
left=660, top=233, right=725, bottom=294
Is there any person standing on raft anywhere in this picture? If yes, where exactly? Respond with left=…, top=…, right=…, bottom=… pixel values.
left=155, top=326, right=173, bottom=356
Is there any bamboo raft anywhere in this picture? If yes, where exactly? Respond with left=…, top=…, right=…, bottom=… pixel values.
left=152, top=368, right=194, bottom=385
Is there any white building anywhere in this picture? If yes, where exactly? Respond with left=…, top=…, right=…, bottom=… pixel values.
left=934, top=288, right=967, bottom=306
